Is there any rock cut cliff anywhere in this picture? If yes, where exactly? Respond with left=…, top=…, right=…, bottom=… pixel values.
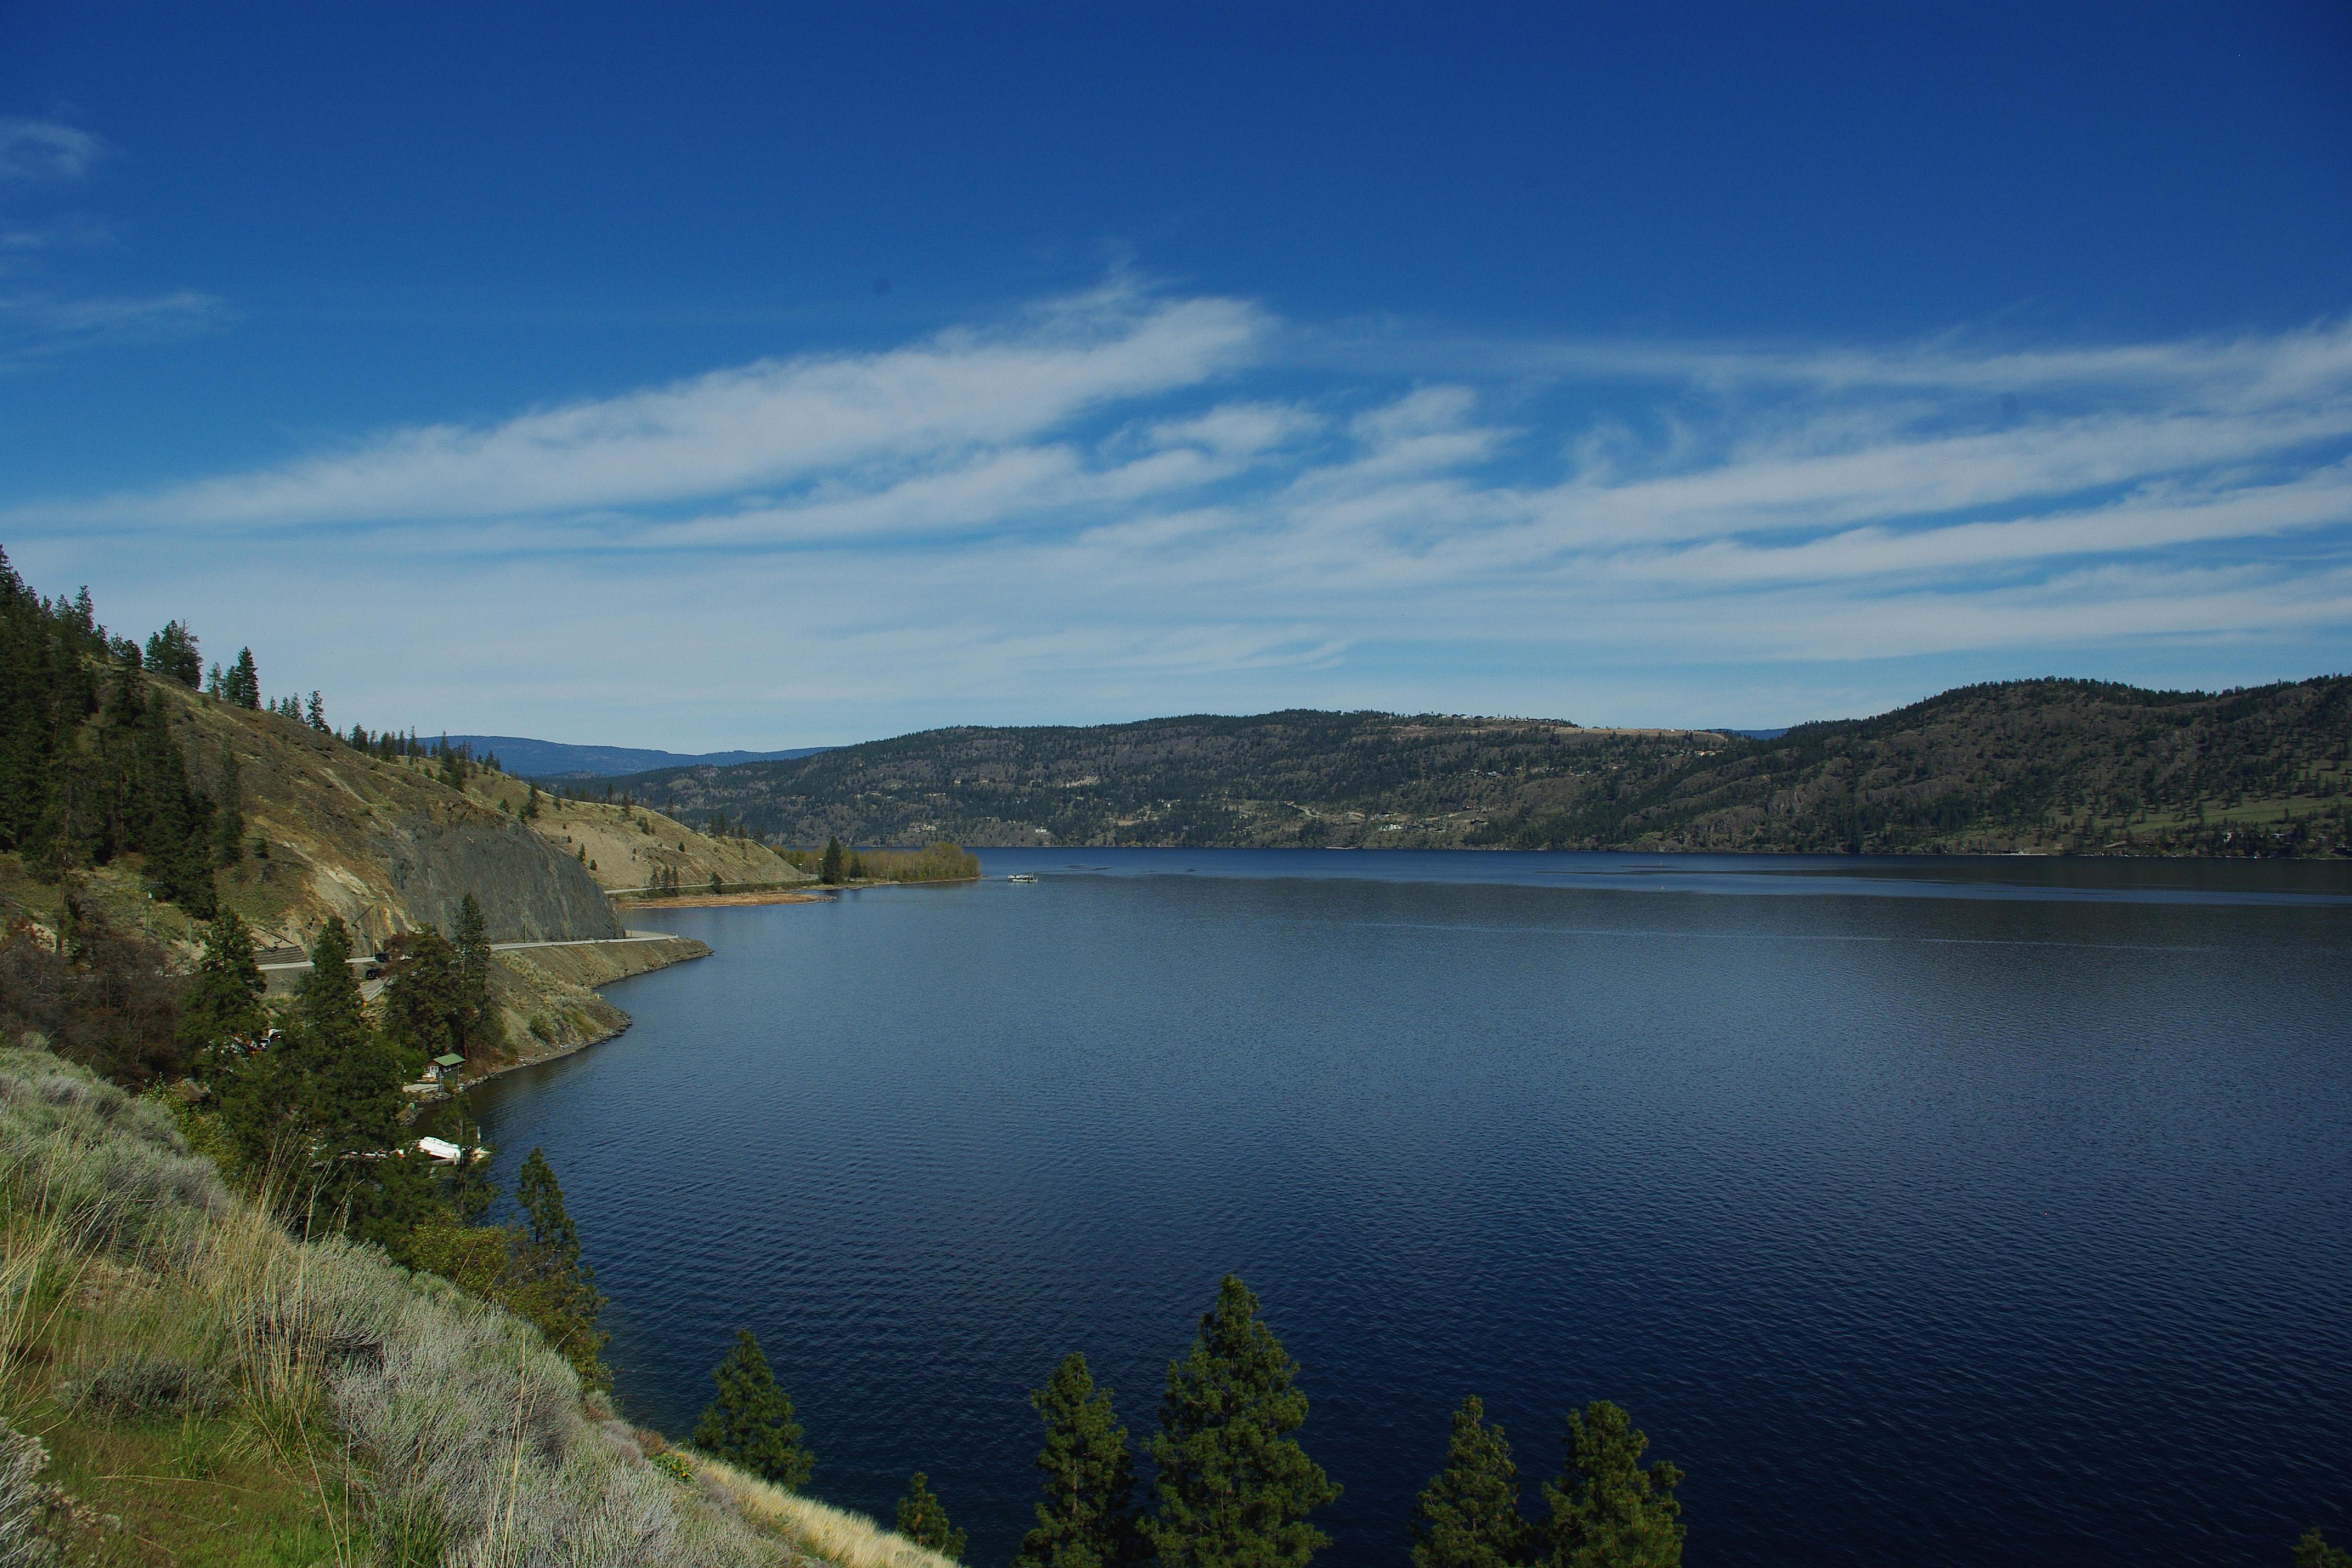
left=154, top=682, right=620, bottom=949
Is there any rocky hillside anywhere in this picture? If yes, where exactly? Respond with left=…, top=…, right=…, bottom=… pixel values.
left=156, top=681, right=621, bottom=949
left=604, top=711, right=1733, bottom=848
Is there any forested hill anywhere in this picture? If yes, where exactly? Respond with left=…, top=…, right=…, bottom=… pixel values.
left=609, top=680, right=2352, bottom=857
left=1485, top=677, right=2351, bottom=857
left=607, top=710, right=1726, bottom=848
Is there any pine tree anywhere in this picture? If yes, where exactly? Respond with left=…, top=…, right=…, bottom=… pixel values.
left=523, top=781, right=541, bottom=820
left=175, top=907, right=269, bottom=1064
left=208, top=916, right=436, bottom=1253
left=1412, top=1397, right=1532, bottom=1568
left=143, top=620, right=202, bottom=687
left=1018, top=1351, right=1147, bottom=1568
left=228, top=648, right=260, bottom=709
left=213, top=744, right=244, bottom=866
left=306, top=690, right=327, bottom=731
left=297, top=916, right=370, bottom=1047
left=513, top=1147, right=610, bottom=1387
left=820, top=836, right=845, bottom=884
left=2296, top=1529, right=2352, bottom=1568
left=452, top=892, right=502, bottom=1054
left=1147, top=1275, right=1339, bottom=1568
left=692, top=1329, right=815, bottom=1488
left=382, top=927, right=462, bottom=1060
left=1539, top=1402, right=1683, bottom=1568
left=896, top=1472, right=967, bottom=1561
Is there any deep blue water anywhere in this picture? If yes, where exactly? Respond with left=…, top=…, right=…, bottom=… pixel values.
left=463, top=850, right=2352, bottom=1565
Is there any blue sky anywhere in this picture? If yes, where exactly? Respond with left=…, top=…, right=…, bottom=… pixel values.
left=3, top=3, right=2349, bottom=748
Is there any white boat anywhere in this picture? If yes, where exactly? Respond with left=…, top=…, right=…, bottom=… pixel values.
left=1005, top=873, right=1039, bottom=883
left=414, top=1137, right=489, bottom=1164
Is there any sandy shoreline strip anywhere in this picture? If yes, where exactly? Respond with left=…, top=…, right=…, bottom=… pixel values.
left=613, top=889, right=834, bottom=909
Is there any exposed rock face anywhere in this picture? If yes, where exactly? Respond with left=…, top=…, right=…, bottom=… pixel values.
left=158, top=683, right=622, bottom=948
left=355, top=821, right=620, bottom=945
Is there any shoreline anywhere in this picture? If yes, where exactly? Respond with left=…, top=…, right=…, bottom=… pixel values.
left=614, top=889, right=833, bottom=909
left=459, top=931, right=714, bottom=1089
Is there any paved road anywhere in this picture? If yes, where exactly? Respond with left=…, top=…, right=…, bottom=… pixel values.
left=257, top=930, right=684, bottom=972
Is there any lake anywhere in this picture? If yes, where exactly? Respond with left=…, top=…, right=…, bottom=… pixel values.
left=462, top=849, right=2352, bottom=1565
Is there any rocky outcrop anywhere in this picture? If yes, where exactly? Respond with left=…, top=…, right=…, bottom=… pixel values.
left=354, top=821, right=618, bottom=944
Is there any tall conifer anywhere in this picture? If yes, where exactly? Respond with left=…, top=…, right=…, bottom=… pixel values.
left=513, top=1147, right=609, bottom=1387
left=453, top=892, right=501, bottom=1053
left=692, top=1329, right=815, bottom=1488
left=214, top=744, right=244, bottom=866
left=175, top=907, right=269, bottom=1063
left=1539, top=1401, right=1684, bottom=1568
left=1147, top=1275, right=1339, bottom=1568
left=1018, top=1351, right=1147, bottom=1568
left=1412, top=1396, right=1532, bottom=1568
left=228, top=648, right=260, bottom=709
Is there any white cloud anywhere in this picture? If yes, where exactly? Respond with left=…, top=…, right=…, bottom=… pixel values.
left=0, top=289, right=228, bottom=361
left=34, top=283, right=1265, bottom=527
left=0, top=120, right=106, bottom=183
left=12, top=289, right=2351, bottom=742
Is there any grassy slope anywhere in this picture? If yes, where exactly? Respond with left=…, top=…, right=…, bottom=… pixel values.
left=603, top=680, right=2352, bottom=857
left=463, top=776, right=817, bottom=896
left=0, top=1046, right=955, bottom=1568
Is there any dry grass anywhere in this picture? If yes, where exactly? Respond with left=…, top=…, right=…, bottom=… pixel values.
left=0, top=1044, right=955, bottom=1567
left=693, top=1456, right=959, bottom=1568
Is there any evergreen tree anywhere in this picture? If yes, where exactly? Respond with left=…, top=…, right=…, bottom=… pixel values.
left=174, top=907, right=269, bottom=1064
left=297, top=916, right=371, bottom=1046
left=129, top=682, right=218, bottom=916
left=1539, top=1402, right=1683, bottom=1568
left=227, top=648, right=260, bottom=709
left=820, top=836, right=845, bottom=884
left=381, top=927, right=462, bottom=1061
left=1147, top=1275, right=1339, bottom=1568
left=895, top=1472, right=967, bottom=1561
left=692, top=1329, right=815, bottom=1488
left=523, top=781, right=541, bottom=820
left=1412, top=1397, right=1533, bottom=1568
left=204, top=661, right=223, bottom=697
left=213, top=744, right=244, bottom=866
left=143, top=620, right=202, bottom=687
left=210, top=917, right=433, bottom=1253
left=306, top=690, right=327, bottom=731
left=452, top=892, right=502, bottom=1054
left=2297, top=1529, right=2352, bottom=1568
left=1018, top=1351, right=1147, bottom=1568
left=513, top=1147, right=610, bottom=1386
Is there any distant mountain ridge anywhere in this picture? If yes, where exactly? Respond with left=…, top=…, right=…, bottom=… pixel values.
left=442, top=735, right=830, bottom=779
left=597, top=680, right=2351, bottom=857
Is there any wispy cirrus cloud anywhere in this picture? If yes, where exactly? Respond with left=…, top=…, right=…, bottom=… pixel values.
left=0, top=118, right=228, bottom=365
left=10, top=284, right=2349, bottom=740
left=0, top=119, right=107, bottom=184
